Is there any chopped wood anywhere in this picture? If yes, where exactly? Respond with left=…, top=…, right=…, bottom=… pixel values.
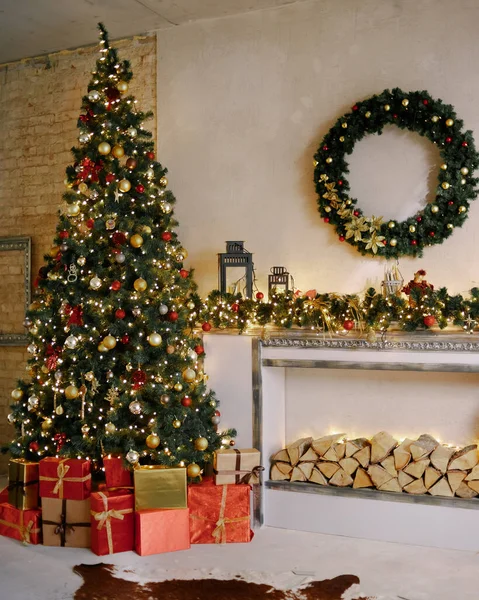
left=271, top=449, right=290, bottom=463
left=381, top=455, right=398, bottom=478
left=312, top=433, right=346, bottom=457
left=297, top=462, right=314, bottom=480
left=309, top=468, right=328, bottom=485
left=334, top=443, right=346, bottom=461
left=370, top=431, right=398, bottom=464
left=353, top=468, right=373, bottom=489
left=398, top=470, right=415, bottom=489
left=291, top=466, right=309, bottom=482
left=456, top=481, right=478, bottom=499
left=449, top=445, right=478, bottom=471
left=379, top=478, right=402, bottom=493
left=368, top=464, right=393, bottom=488
left=317, top=462, right=340, bottom=479
left=339, top=457, right=360, bottom=476
left=410, top=434, right=439, bottom=461
left=404, top=479, right=428, bottom=495
left=287, top=437, right=313, bottom=466
left=465, top=464, right=479, bottom=481
left=393, top=439, right=414, bottom=470
left=429, top=477, right=454, bottom=497
left=329, top=468, right=354, bottom=487
left=430, top=445, right=455, bottom=474
left=467, top=480, right=479, bottom=493
left=322, top=446, right=339, bottom=462
left=354, top=445, right=371, bottom=469
left=271, top=464, right=291, bottom=481
left=403, top=458, right=429, bottom=479
left=299, top=447, right=318, bottom=462
left=275, top=462, right=293, bottom=476
left=345, top=438, right=369, bottom=458
left=447, top=470, right=467, bottom=494
left=424, top=466, right=441, bottom=490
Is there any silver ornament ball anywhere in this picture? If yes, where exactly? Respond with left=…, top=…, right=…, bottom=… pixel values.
left=126, top=449, right=140, bottom=464
left=129, top=400, right=142, bottom=415
left=115, top=252, right=126, bottom=264
left=159, top=304, right=169, bottom=315
left=88, top=90, right=100, bottom=102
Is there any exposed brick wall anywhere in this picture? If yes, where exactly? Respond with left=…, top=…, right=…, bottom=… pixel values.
left=0, top=35, right=157, bottom=473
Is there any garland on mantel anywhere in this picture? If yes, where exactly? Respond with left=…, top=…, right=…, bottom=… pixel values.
left=196, top=286, right=479, bottom=337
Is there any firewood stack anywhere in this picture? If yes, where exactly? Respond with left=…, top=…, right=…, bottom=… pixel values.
left=271, top=432, right=479, bottom=499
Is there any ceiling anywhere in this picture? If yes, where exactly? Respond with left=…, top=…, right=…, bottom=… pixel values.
left=0, top=0, right=303, bottom=64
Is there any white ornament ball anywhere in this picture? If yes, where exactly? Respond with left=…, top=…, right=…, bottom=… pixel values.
left=90, top=276, right=102, bottom=290
left=159, top=304, right=169, bottom=315
left=129, top=400, right=142, bottom=415
left=127, top=127, right=137, bottom=138
left=28, top=395, right=39, bottom=411
left=98, top=142, right=112, bottom=155
left=67, top=203, right=81, bottom=217
left=7, top=413, right=15, bottom=424
left=79, top=133, right=90, bottom=144
left=211, top=415, right=221, bottom=425
left=148, top=332, right=162, bottom=347
left=64, top=335, right=78, bottom=349
left=146, top=168, right=154, bottom=179
left=105, top=422, right=117, bottom=434
left=182, top=368, right=196, bottom=383
left=126, top=449, right=140, bottom=464
left=88, top=90, right=100, bottom=102
left=115, top=252, right=126, bottom=264
left=162, top=202, right=172, bottom=214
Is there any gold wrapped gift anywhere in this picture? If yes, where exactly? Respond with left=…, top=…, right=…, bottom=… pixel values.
left=214, top=448, right=263, bottom=485
left=8, top=459, right=39, bottom=510
left=134, top=466, right=187, bottom=511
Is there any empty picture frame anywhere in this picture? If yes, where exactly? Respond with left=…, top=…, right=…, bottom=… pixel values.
left=0, top=237, right=32, bottom=345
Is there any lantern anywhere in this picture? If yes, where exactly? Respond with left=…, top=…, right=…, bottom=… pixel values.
left=268, top=266, right=291, bottom=298
left=218, top=241, right=254, bottom=298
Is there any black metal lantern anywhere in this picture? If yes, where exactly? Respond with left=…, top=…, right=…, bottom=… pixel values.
left=218, top=241, right=254, bottom=298
left=268, top=266, right=291, bottom=298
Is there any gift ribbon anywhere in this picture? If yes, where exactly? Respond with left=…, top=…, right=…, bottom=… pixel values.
left=7, top=461, right=38, bottom=508
left=91, top=492, right=133, bottom=555
left=214, top=449, right=264, bottom=484
left=0, top=515, right=39, bottom=545
left=43, top=498, right=90, bottom=547
left=39, top=460, right=91, bottom=498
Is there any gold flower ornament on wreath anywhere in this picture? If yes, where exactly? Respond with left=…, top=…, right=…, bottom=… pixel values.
left=314, top=88, right=479, bottom=257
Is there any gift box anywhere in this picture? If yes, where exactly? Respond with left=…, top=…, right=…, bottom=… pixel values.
left=214, top=448, right=263, bottom=485
left=188, top=482, right=253, bottom=544
left=42, top=497, right=91, bottom=547
left=0, top=487, right=9, bottom=504
left=0, top=503, right=42, bottom=545
left=39, top=457, right=91, bottom=500
left=134, top=466, right=187, bottom=511
left=104, top=456, right=133, bottom=489
left=8, top=459, right=39, bottom=510
left=90, top=490, right=134, bottom=556
left=135, top=508, right=190, bottom=556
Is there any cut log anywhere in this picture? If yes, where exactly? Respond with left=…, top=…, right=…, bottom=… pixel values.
left=339, top=457, right=360, bottom=476
left=403, top=458, right=429, bottom=479
left=467, top=480, right=479, bottom=493
left=322, top=446, right=339, bottom=463
left=312, top=433, right=346, bottom=457
left=449, top=445, right=478, bottom=471
left=368, top=464, right=393, bottom=488
left=271, top=464, right=291, bottom=481
left=297, top=462, right=314, bottom=480
left=398, top=470, right=415, bottom=489
left=299, top=447, right=318, bottom=462
left=465, top=464, right=479, bottom=481
left=447, top=470, right=467, bottom=494
left=379, top=478, right=402, bottom=493
left=291, top=466, right=308, bottom=482
left=309, top=468, right=328, bottom=485
left=381, top=455, right=398, bottom=478
left=404, top=479, right=428, bottom=495
left=329, top=468, right=353, bottom=487
left=274, top=462, right=293, bottom=476
left=370, top=431, right=398, bottom=464
left=271, top=449, right=290, bottom=463
left=456, top=481, right=478, bottom=499
left=317, top=462, right=340, bottom=479
left=424, top=466, right=441, bottom=490
left=334, top=443, right=346, bottom=461
left=393, top=439, right=414, bottom=470
left=429, top=477, right=454, bottom=497
left=354, top=446, right=371, bottom=469
left=287, top=437, right=313, bottom=466
left=430, top=445, right=455, bottom=474
left=345, top=438, right=369, bottom=458
left=353, top=468, right=373, bottom=489
left=410, top=434, right=439, bottom=461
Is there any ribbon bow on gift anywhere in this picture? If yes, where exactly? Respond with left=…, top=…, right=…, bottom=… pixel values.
left=0, top=516, right=39, bottom=545
left=53, top=462, right=70, bottom=495
left=91, top=492, right=133, bottom=554
left=239, top=465, right=265, bottom=485
left=39, top=459, right=91, bottom=498
left=211, top=486, right=250, bottom=545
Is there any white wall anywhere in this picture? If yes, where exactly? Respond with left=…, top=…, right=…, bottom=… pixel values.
left=157, top=0, right=479, bottom=297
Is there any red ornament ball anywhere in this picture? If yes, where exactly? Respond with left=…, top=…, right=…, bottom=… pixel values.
left=181, top=396, right=192, bottom=407
left=202, top=322, right=212, bottom=332
left=161, top=232, right=172, bottom=242
left=29, top=441, right=40, bottom=452
left=411, top=239, right=418, bottom=246
left=423, top=315, right=436, bottom=328
left=323, top=145, right=328, bottom=151
left=352, top=105, right=358, bottom=111
left=105, top=173, right=116, bottom=183
left=422, top=99, right=429, bottom=105
left=215, top=410, right=221, bottom=417
left=86, top=219, right=95, bottom=229
left=256, top=292, right=264, bottom=300
left=353, top=210, right=360, bottom=217
left=339, top=236, right=345, bottom=242
left=194, top=345, right=204, bottom=355
left=429, top=231, right=435, bottom=237
left=59, top=230, right=69, bottom=239
left=132, top=369, right=146, bottom=386
left=338, top=180, right=343, bottom=186
left=168, top=311, right=179, bottom=321
left=448, top=201, right=454, bottom=205
left=382, top=240, right=387, bottom=246
left=112, top=232, right=127, bottom=245
left=111, top=280, right=122, bottom=291
left=445, top=137, right=452, bottom=143
left=462, top=141, right=468, bottom=147
left=136, top=184, right=145, bottom=193
left=121, top=334, right=130, bottom=345
left=393, top=114, right=398, bottom=119
left=115, top=309, right=126, bottom=319
left=416, top=216, right=422, bottom=223
left=179, top=269, right=189, bottom=279
left=323, top=217, right=330, bottom=223
left=146, top=151, right=155, bottom=160
left=343, top=320, right=355, bottom=331
left=231, top=303, right=240, bottom=313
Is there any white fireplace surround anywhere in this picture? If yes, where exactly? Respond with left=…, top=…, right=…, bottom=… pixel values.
left=204, top=331, right=479, bottom=552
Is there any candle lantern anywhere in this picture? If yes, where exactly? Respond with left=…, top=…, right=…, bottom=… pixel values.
left=268, top=266, right=291, bottom=298
left=218, top=241, right=254, bottom=298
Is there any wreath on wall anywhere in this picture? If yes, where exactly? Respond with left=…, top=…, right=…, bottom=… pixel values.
left=314, top=88, right=479, bottom=258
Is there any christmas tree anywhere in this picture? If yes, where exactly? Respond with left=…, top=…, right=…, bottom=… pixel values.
left=4, top=24, right=235, bottom=476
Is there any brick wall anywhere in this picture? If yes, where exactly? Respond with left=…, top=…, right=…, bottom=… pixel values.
left=0, top=35, right=157, bottom=473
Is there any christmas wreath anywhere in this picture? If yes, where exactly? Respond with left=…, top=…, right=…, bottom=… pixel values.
left=314, top=88, right=479, bottom=258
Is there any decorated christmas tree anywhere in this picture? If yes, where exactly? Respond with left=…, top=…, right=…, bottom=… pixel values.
left=3, top=24, right=235, bottom=476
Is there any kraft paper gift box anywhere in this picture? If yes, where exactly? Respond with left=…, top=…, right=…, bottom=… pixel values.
left=103, top=456, right=133, bottom=489
left=8, top=459, right=39, bottom=510
left=90, top=490, right=134, bottom=556
left=134, top=466, right=187, bottom=511
left=188, top=482, right=253, bottom=544
left=39, top=457, right=91, bottom=500
left=135, top=509, right=190, bottom=556
left=0, top=503, right=42, bottom=545
left=214, top=448, right=263, bottom=485
left=42, top=497, right=91, bottom=547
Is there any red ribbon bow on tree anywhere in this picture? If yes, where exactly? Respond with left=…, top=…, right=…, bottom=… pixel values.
left=78, top=157, right=103, bottom=183
left=45, top=344, right=62, bottom=371
left=54, top=433, right=67, bottom=452
left=132, top=369, right=147, bottom=390
left=64, top=304, right=84, bottom=326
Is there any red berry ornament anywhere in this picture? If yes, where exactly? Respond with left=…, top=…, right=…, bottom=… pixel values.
left=106, top=173, right=116, bottom=183
left=215, top=410, right=221, bottom=417
left=423, top=315, right=436, bottom=327
left=202, top=322, right=212, bottom=332
left=323, top=145, right=328, bottom=151
left=422, top=99, right=429, bottom=105
left=429, top=231, right=435, bottom=237
left=353, top=210, right=360, bottom=217
left=416, top=216, right=422, bottom=223
left=179, top=269, right=189, bottom=279
left=343, top=320, right=355, bottom=331
left=445, top=137, right=452, bottom=143
left=339, top=236, right=345, bottom=242
left=338, top=180, right=343, bottom=186
left=161, top=232, right=172, bottom=242
left=256, top=292, right=264, bottom=300
left=323, top=217, right=330, bottom=223
left=86, top=219, right=95, bottom=229
left=146, top=151, right=155, bottom=160
left=194, top=345, right=204, bottom=355
left=181, top=396, right=192, bottom=407
left=462, top=142, right=468, bottom=147
left=411, top=240, right=418, bottom=246
left=112, top=232, right=127, bottom=245
left=115, top=309, right=126, bottom=319
left=59, top=230, right=69, bottom=239
left=111, top=280, right=121, bottom=291
left=136, top=184, right=145, bottom=193
left=121, top=334, right=130, bottom=344
left=168, top=311, right=179, bottom=321
left=29, top=441, right=40, bottom=452
left=231, top=303, right=240, bottom=313
left=352, top=105, right=358, bottom=111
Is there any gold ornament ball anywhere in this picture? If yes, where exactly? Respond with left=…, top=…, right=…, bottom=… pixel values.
left=441, top=182, right=450, bottom=190
left=389, top=238, right=398, bottom=247
left=105, top=422, right=116, bottom=434
left=67, top=203, right=81, bottom=217
left=388, top=221, right=395, bottom=229
left=365, top=111, right=371, bottom=118
left=459, top=206, right=467, bottom=213
left=445, top=118, right=454, bottom=127
left=409, top=225, right=416, bottom=233
left=440, top=163, right=448, bottom=171
left=402, top=99, right=409, bottom=107
left=461, top=167, right=469, bottom=175
left=11, top=388, right=23, bottom=401
left=98, top=343, right=108, bottom=353
left=166, top=345, right=175, bottom=354
left=117, top=80, right=129, bottom=93
left=41, top=419, right=53, bottom=431
left=119, top=179, right=131, bottom=193
left=341, top=122, right=348, bottom=129
left=431, top=116, right=439, bottom=123
left=78, top=182, right=89, bottom=193
left=41, top=365, right=49, bottom=374
left=187, top=301, right=195, bottom=310
left=195, top=437, right=209, bottom=451
left=160, top=394, right=170, bottom=405
left=187, top=463, right=201, bottom=478
left=431, top=205, right=439, bottom=214
left=325, top=157, right=333, bottom=164
left=384, top=104, right=391, bottom=111
left=98, top=142, right=111, bottom=155
left=447, top=223, right=454, bottom=229
left=103, top=335, right=117, bottom=350
left=134, top=277, right=147, bottom=292
left=148, top=332, right=162, bottom=347
left=112, top=145, right=125, bottom=159
left=146, top=433, right=160, bottom=449
left=65, top=385, right=79, bottom=399
left=339, top=136, right=345, bottom=142
left=172, top=419, right=182, bottom=429
left=159, top=176, right=168, bottom=187
left=182, top=368, right=196, bottom=383
left=130, top=234, right=144, bottom=248
left=324, top=206, right=331, bottom=213
left=174, top=382, right=183, bottom=392
left=55, top=405, right=64, bottom=416
left=77, top=256, right=86, bottom=266
left=81, top=424, right=90, bottom=435
left=49, top=245, right=60, bottom=257
left=461, top=178, right=467, bottom=185
left=143, top=225, right=152, bottom=235
left=178, top=248, right=188, bottom=260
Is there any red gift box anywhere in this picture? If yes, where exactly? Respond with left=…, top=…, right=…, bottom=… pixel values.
left=135, top=509, right=190, bottom=556
left=90, top=490, right=134, bottom=555
left=0, top=487, right=8, bottom=504
left=0, top=502, right=42, bottom=545
left=188, top=482, right=253, bottom=544
left=103, top=456, right=133, bottom=489
left=39, top=457, right=91, bottom=500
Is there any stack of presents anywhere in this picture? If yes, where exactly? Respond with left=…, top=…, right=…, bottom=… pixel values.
left=0, top=448, right=262, bottom=555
